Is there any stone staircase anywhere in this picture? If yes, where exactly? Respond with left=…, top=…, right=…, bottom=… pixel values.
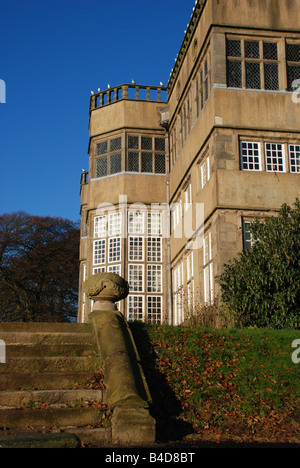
left=0, top=322, right=111, bottom=448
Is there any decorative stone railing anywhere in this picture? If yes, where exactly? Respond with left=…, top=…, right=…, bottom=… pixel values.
left=90, top=84, right=168, bottom=111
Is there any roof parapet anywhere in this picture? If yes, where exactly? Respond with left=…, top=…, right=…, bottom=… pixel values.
left=167, top=0, right=207, bottom=94
left=90, top=84, right=168, bottom=112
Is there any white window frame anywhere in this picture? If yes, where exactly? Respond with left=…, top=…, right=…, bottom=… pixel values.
left=128, top=295, right=144, bottom=322
left=93, top=266, right=106, bottom=274
left=173, top=261, right=184, bottom=325
left=240, top=141, right=262, bottom=171
left=94, top=215, right=107, bottom=238
left=204, top=264, right=214, bottom=305
left=128, top=236, right=144, bottom=261
left=93, top=239, right=106, bottom=265
left=128, top=211, right=145, bottom=235
left=200, top=157, right=210, bottom=188
left=187, top=251, right=194, bottom=282
left=108, top=212, right=122, bottom=236
left=203, top=232, right=212, bottom=265
left=265, top=142, right=286, bottom=173
left=107, top=264, right=121, bottom=275
left=147, top=237, right=162, bottom=263
left=203, top=232, right=214, bottom=305
left=243, top=221, right=253, bottom=250
left=288, top=144, right=300, bottom=173
left=184, top=182, right=192, bottom=211
left=147, top=296, right=162, bottom=324
left=147, top=264, right=162, bottom=293
left=108, top=237, right=121, bottom=263
left=147, top=212, right=162, bottom=236
left=128, top=264, right=144, bottom=293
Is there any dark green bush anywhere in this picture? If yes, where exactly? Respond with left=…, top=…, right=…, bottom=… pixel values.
left=219, top=200, right=300, bottom=329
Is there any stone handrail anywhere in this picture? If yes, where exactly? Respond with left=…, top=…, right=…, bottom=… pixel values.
left=83, top=273, right=156, bottom=445
left=90, top=83, right=168, bottom=111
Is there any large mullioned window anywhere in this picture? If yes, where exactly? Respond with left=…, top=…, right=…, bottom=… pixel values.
left=227, top=37, right=280, bottom=90
left=127, top=211, right=164, bottom=324
left=127, top=135, right=166, bottom=174
left=96, top=137, right=122, bottom=178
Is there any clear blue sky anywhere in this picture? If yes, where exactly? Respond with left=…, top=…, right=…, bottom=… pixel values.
left=0, top=0, right=196, bottom=222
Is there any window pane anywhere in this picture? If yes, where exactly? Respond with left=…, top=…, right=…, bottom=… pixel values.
left=107, top=264, right=121, bottom=275
left=265, top=143, right=285, bottom=172
left=245, top=41, right=260, bottom=59
left=147, top=213, right=162, bottom=236
left=227, top=61, right=242, bottom=88
left=289, top=145, right=300, bottom=173
left=128, top=295, right=144, bottom=321
left=142, top=153, right=153, bottom=172
left=287, top=65, right=300, bottom=91
left=108, top=237, right=121, bottom=263
left=141, top=136, right=152, bottom=150
left=128, top=264, right=144, bottom=292
left=227, top=39, right=241, bottom=57
left=110, top=137, right=121, bottom=152
left=147, top=265, right=162, bottom=293
left=240, top=141, right=261, bottom=170
left=97, top=141, right=108, bottom=155
left=263, top=42, right=278, bottom=60
left=155, top=154, right=166, bottom=174
left=147, top=237, right=162, bottom=262
left=243, top=221, right=252, bottom=250
left=155, top=138, right=165, bottom=152
left=110, top=153, right=121, bottom=174
left=264, top=63, right=279, bottom=90
left=94, top=215, right=107, bottom=238
left=93, top=239, right=106, bottom=265
left=128, top=152, right=139, bottom=172
left=96, top=157, right=107, bottom=177
left=108, top=212, right=122, bottom=236
left=128, top=135, right=139, bottom=149
left=286, top=43, right=300, bottom=62
left=128, top=211, right=145, bottom=234
left=246, top=62, right=261, bottom=89
left=128, top=236, right=144, bottom=261
left=147, top=296, right=162, bottom=324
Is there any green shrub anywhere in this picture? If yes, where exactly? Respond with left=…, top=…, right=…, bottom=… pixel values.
left=219, top=200, right=300, bottom=329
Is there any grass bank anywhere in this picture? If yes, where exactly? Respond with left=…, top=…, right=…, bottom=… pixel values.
left=129, top=324, right=300, bottom=444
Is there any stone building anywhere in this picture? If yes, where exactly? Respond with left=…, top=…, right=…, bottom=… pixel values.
left=78, top=0, right=300, bottom=325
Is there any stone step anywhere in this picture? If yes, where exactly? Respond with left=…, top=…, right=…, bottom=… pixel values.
left=0, top=331, right=95, bottom=346
left=0, top=432, right=80, bottom=448
left=0, top=371, right=101, bottom=391
left=5, top=343, right=97, bottom=357
left=0, top=389, right=103, bottom=408
left=0, top=426, right=112, bottom=448
left=0, top=406, right=106, bottom=430
left=0, top=322, right=93, bottom=333
left=0, top=356, right=101, bottom=374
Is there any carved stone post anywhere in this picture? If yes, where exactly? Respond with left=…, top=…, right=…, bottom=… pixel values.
left=83, top=273, right=155, bottom=445
left=83, top=272, right=129, bottom=313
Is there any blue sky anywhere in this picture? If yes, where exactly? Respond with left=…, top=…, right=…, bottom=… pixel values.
left=0, top=0, right=196, bottom=222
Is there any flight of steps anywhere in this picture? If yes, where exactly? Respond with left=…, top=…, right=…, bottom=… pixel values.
left=0, top=322, right=111, bottom=448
